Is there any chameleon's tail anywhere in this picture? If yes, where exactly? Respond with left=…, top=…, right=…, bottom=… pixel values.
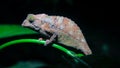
left=80, top=47, right=92, bottom=55
left=77, top=43, right=92, bottom=55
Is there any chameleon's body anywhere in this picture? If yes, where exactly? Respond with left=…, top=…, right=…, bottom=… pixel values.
left=22, top=13, right=92, bottom=55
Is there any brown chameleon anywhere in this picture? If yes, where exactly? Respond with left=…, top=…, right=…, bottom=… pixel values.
left=22, top=13, right=92, bottom=55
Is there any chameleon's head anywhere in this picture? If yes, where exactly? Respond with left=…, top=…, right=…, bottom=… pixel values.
left=22, top=14, right=47, bottom=30
left=22, top=14, right=35, bottom=26
left=22, top=13, right=52, bottom=37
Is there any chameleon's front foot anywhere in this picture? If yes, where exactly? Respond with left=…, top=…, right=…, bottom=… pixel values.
left=44, top=39, right=51, bottom=46
left=38, top=38, right=52, bottom=46
left=39, top=38, right=43, bottom=40
left=39, top=33, right=57, bottom=46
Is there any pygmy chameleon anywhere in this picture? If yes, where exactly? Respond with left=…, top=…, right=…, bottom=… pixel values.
left=22, top=13, right=92, bottom=55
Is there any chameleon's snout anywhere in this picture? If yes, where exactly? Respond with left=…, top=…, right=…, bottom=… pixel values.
left=22, top=20, right=31, bottom=27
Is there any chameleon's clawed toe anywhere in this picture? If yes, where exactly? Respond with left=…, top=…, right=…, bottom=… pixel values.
left=44, top=39, right=50, bottom=46
left=38, top=38, right=43, bottom=40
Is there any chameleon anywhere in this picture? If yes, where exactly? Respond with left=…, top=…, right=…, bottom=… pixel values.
left=21, top=13, right=92, bottom=55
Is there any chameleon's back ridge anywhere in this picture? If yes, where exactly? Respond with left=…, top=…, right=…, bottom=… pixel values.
left=22, top=13, right=92, bottom=55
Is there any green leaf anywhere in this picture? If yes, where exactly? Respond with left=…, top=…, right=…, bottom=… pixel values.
left=0, top=24, right=38, bottom=38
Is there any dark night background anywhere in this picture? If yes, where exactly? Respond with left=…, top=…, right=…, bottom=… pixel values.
left=0, top=0, right=120, bottom=68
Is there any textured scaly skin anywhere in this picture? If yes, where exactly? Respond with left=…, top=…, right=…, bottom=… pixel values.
left=22, top=14, right=92, bottom=55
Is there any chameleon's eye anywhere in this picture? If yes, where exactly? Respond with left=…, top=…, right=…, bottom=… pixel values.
left=29, top=20, right=34, bottom=23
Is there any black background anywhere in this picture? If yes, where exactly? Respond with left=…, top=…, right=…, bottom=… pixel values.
left=0, top=0, right=120, bottom=67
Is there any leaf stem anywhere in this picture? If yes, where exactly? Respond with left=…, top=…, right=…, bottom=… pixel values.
left=0, top=39, right=84, bottom=57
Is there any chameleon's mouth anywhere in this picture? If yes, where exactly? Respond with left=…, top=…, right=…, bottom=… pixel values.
left=31, top=23, right=40, bottom=30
